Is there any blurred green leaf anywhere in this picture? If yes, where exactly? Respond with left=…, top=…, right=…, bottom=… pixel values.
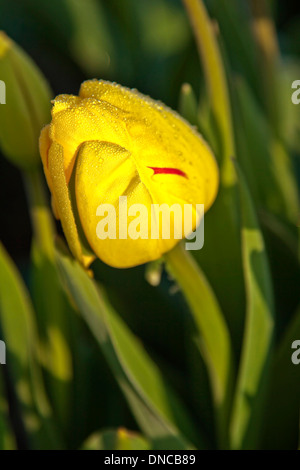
left=81, top=428, right=150, bottom=450
left=56, top=241, right=202, bottom=450
left=178, top=83, right=198, bottom=126
left=165, top=243, right=234, bottom=448
left=193, top=186, right=245, bottom=354
left=276, top=60, right=300, bottom=153
left=183, top=0, right=245, bottom=354
left=259, top=210, right=300, bottom=330
left=0, top=242, right=62, bottom=449
left=271, top=138, right=299, bottom=223
left=262, top=307, right=300, bottom=449
left=30, top=243, right=73, bottom=438
left=23, top=0, right=114, bottom=75
left=230, top=162, right=275, bottom=449
left=0, top=33, right=50, bottom=169
left=63, top=0, right=114, bottom=75
left=233, top=76, right=299, bottom=223
left=134, top=0, right=190, bottom=57
left=0, top=378, right=16, bottom=449
left=206, top=0, right=259, bottom=98
left=24, top=169, right=74, bottom=443
left=183, top=0, right=235, bottom=182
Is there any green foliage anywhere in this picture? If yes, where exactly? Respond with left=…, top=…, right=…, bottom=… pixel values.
left=0, top=0, right=299, bottom=450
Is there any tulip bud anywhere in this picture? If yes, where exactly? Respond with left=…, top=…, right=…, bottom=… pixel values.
left=40, top=80, right=219, bottom=268
left=0, top=32, right=52, bottom=169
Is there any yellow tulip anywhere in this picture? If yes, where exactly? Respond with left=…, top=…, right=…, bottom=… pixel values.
left=40, top=80, right=219, bottom=268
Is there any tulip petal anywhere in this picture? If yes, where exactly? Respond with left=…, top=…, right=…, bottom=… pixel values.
left=39, top=125, right=53, bottom=191
left=48, top=141, right=94, bottom=268
left=75, top=141, right=153, bottom=267
left=50, top=96, right=129, bottom=182
left=79, top=80, right=219, bottom=211
left=39, top=125, right=60, bottom=218
left=75, top=141, right=202, bottom=268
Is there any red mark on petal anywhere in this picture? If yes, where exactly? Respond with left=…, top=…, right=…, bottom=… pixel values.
left=147, top=166, right=187, bottom=178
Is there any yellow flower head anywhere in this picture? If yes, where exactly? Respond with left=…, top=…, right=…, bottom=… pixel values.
left=40, top=80, right=219, bottom=268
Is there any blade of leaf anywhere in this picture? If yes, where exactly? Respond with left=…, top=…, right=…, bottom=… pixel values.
left=182, top=0, right=245, bottom=355
left=0, top=242, right=63, bottom=449
left=262, top=307, right=300, bottom=449
left=178, top=83, right=198, bottom=126
left=233, top=75, right=299, bottom=223
left=23, top=0, right=115, bottom=75
left=230, top=162, right=275, bottom=449
left=0, top=376, right=16, bottom=449
left=30, top=242, right=73, bottom=436
left=165, top=243, right=234, bottom=448
left=81, top=428, right=150, bottom=450
left=24, top=169, right=74, bottom=441
left=248, top=0, right=280, bottom=134
left=207, top=0, right=259, bottom=98
left=259, top=209, right=300, bottom=331
left=55, top=242, right=203, bottom=450
left=182, top=0, right=235, bottom=185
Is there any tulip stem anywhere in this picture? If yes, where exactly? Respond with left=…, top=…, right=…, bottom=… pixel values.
left=164, top=242, right=234, bottom=448
left=249, top=0, right=280, bottom=135
left=182, top=0, right=235, bottom=187
left=23, top=168, right=55, bottom=258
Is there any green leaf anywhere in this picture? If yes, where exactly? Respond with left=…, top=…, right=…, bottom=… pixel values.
left=132, top=0, right=190, bottom=57
left=183, top=0, right=245, bottom=356
left=233, top=77, right=299, bottom=223
left=270, top=138, right=299, bottom=224
left=262, top=307, right=300, bottom=449
left=178, top=83, right=198, bottom=126
left=24, top=169, right=74, bottom=442
left=30, top=243, right=73, bottom=436
left=259, top=210, right=300, bottom=329
left=165, top=243, right=234, bottom=448
left=81, top=428, right=150, bottom=450
left=183, top=0, right=236, bottom=185
left=0, top=379, right=16, bottom=450
left=193, top=186, right=245, bottom=354
left=276, top=61, right=300, bottom=153
left=0, top=242, right=63, bottom=449
left=23, top=0, right=115, bottom=75
left=230, top=162, right=275, bottom=449
left=206, top=0, right=259, bottom=98
left=55, top=242, right=202, bottom=450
